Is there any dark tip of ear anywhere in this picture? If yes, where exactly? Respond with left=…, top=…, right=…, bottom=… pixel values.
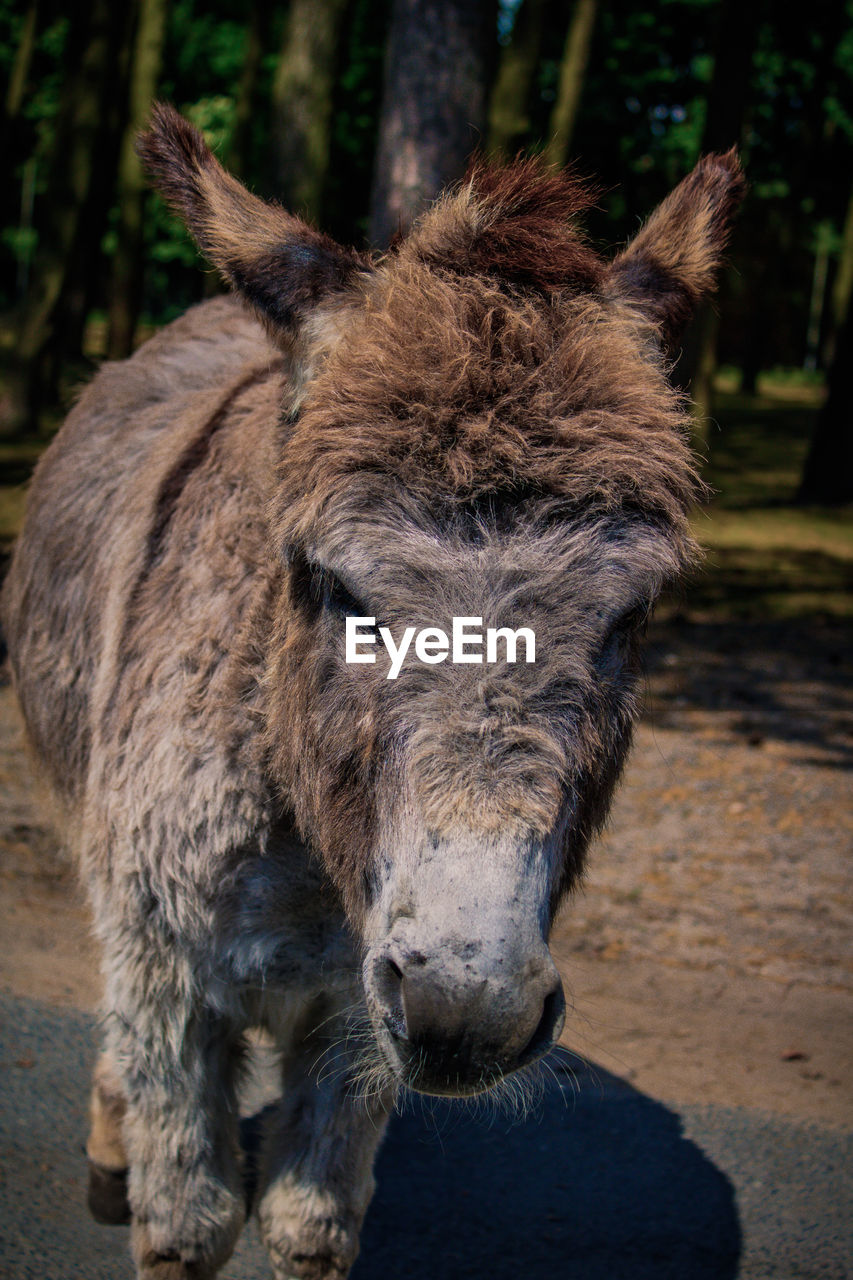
left=137, top=101, right=195, bottom=166
left=135, top=101, right=213, bottom=216
left=692, top=146, right=747, bottom=226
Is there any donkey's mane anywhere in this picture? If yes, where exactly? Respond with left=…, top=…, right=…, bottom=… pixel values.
left=401, top=157, right=605, bottom=295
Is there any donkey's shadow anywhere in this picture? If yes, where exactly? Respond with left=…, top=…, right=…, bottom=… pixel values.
left=350, top=1050, right=740, bottom=1280
left=241, top=1049, right=740, bottom=1278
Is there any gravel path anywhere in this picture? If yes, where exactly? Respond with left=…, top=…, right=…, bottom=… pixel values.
left=2, top=993, right=850, bottom=1280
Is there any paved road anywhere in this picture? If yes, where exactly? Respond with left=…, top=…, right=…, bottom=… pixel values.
left=1, top=993, right=850, bottom=1280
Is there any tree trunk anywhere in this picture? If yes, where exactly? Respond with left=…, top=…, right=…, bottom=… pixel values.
left=106, top=0, right=169, bottom=361
left=487, top=0, right=547, bottom=156
left=804, top=220, right=832, bottom=371
left=369, top=0, right=491, bottom=248
left=228, top=0, right=265, bottom=180
left=677, top=0, right=760, bottom=423
left=4, top=0, right=39, bottom=119
left=822, top=184, right=853, bottom=367
left=796, top=294, right=853, bottom=505
left=3, top=0, right=41, bottom=303
left=271, top=0, right=350, bottom=221
left=5, top=0, right=128, bottom=432
left=678, top=304, right=721, bottom=449
left=542, top=0, right=597, bottom=168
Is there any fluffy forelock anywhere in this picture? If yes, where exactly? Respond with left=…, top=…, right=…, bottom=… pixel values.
left=399, top=156, right=605, bottom=294
left=270, top=158, right=703, bottom=561
left=275, top=280, right=700, bottom=552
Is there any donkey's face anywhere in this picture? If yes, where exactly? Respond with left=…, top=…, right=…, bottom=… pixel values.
left=140, top=107, right=743, bottom=1095
left=277, top=498, right=678, bottom=1093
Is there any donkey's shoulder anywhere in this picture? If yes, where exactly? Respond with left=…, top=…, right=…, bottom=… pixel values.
left=101, top=295, right=277, bottom=415
left=38, top=295, right=281, bottom=492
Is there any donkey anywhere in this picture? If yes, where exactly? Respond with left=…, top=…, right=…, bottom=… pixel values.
left=1, top=103, right=743, bottom=1279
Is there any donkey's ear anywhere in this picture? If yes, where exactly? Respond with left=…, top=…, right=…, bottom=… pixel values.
left=137, top=103, right=368, bottom=337
left=606, top=149, right=745, bottom=348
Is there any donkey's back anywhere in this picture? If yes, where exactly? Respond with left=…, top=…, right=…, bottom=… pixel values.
left=2, top=296, right=279, bottom=806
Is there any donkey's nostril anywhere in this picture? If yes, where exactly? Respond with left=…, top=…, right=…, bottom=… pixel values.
left=373, top=953, right=403, bottom=999
left=520, top=982, right=566, bottom=1065
left=376, top=954, right=408, bottom=1040
left=368, top=943, right=566, bottom=1092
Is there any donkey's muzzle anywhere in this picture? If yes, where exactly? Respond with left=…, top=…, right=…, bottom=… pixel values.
left=366, top=942, right=565, bottom=1095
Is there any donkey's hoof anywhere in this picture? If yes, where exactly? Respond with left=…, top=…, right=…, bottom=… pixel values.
left=132, top=1211, right=241, bottom=1280
left=87, top=1157, right=131, bottom=1224
left=272, top=1252, right=351, bottom=1280
left=138, top=1249, right=216, bottom=1279
left=264, top=1224, right=357, bottom=1280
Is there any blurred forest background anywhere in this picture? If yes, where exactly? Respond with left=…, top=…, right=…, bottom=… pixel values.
left=0, top=0, right=850, bottom=616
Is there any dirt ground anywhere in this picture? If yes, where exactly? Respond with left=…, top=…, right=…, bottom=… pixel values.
left=1, top=615, right=851, bottom=1127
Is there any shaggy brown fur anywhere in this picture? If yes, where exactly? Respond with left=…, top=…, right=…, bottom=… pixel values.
left=405, top=156, right=605, bottom=292
left=608, top=146, right=745, bottom=345
left=273, top=271, right=700, bottom=536
left=1, top=103, right=744, bottom=1280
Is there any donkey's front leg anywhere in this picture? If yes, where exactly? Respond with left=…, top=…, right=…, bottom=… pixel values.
left=86, top=1048, right=131, bottom=1224
left=105, top=959, right=246, bottom=1280
left=258, top=1004, right=393, bottom=1280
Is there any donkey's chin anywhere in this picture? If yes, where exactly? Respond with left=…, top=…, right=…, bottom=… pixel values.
left=372, top=1021, right=551, bottom=1101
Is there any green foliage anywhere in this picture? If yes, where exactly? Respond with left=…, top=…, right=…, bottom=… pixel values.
left=1, top=0, right=851, bottom=407
left=324, top=0, right=392, bottom=243
left=159, top=0, right=257, bottom=103
left=0, top=4, right=73, bottom=305
left=557, top=0, right=722, bottom=231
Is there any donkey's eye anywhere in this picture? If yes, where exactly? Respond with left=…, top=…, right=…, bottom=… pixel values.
left=323, top=572, right=363, bottom=616
left=288, top=553, right=364, bottom=618
left=599, top=600, right=651, bottom=661
left=289, top=551, right=321, bottom=615
left=611, top=601, right=651, bottom=638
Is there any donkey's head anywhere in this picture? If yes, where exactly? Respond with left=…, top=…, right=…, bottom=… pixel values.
left=140, top=106, right=743, bottom=1097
